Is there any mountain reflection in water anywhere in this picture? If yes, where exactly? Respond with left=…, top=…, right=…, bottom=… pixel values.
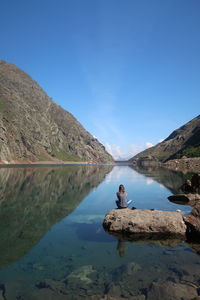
left=0, top=165, right=199, bottom=300
left=0, top=165, right=113, bottom=269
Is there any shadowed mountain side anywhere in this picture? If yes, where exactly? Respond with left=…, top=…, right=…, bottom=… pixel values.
left=130, top=165, right=188, bottom=194
left=0, top=165, right=113, bottom=269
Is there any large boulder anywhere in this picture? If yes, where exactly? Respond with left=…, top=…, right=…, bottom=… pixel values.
left=103, top=209, right=186, bottom=238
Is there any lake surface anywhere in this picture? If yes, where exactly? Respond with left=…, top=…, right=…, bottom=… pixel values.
left=0, top=165, right=199, bottom=299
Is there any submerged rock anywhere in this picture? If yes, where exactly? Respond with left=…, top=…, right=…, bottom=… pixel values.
left=146, top=280, right=198, bottom=300
left=103, top=209, right=186, bottom=238
left=66, top=265, right=96, bottom=285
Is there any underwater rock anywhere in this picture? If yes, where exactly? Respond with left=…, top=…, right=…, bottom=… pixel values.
left=125, top=262, right=141, bottom=275
left=36, top=279, right=67, bottom=294
left=66, top=265, right=96, bottom=285
left=104, top=282, right=122, bottom=297
left=146, top=280, right=198, bottom=300
left=103, top=209, right=186, bottom=238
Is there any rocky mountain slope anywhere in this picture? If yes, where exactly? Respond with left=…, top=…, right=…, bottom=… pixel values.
left=129, top=115, right=200, bottom=163
left=0, top=61, right=113, bottom=163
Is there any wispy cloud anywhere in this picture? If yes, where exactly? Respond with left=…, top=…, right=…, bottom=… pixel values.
left=105, top=142, right=154, bottom=160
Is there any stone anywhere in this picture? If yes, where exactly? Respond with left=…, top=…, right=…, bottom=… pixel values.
left=184, top=203, right=200, bottom=235
left=191, top=174, right=200, bottom=193
left=146, top=280, right=198, bottom=300
left=103, top=209, right=186, bottom=238
left=66, top=265, right=96, bottom=285
left=180, top=174, right=200, bottom=194
left=36, top=279, right=67, bottom=294
left=168, top=193, right=200, bottom=205
left=180, top=179, right=193, bottom=193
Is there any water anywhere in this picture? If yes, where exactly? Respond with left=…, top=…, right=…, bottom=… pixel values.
left=0, top=165, right=199, bottom=299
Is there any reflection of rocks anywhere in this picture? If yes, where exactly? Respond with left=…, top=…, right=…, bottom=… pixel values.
left=184, top=203, right=200, bottom=236
left=168, top=193, right=200, bottom=206
left=130, top=165, right=185, bottom=194
left=187, top=242, right=200, bottom=255
left=0, top=165, right=113, bottom=269
left=103, top=209, right=186, bottom=238
left=108, top=231, right=183, bottom=247
left=180, top=174, right=200, bottom=194
left=146, top=280, right=198, bottom=300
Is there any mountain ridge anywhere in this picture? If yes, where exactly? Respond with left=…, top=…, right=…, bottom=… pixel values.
left=129, top=115, right=200, bottom=163
left=0, top=60, right=114, bottom=163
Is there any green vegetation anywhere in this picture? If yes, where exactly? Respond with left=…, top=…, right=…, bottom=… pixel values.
left=0, top=103, right=5, bottom=110
left=51, top=146, right=83, bottom=162
left=176, top=145, right=200, bottom=159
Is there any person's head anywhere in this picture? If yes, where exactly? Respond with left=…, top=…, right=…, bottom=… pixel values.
left=119, top=184, right=125, bottom=193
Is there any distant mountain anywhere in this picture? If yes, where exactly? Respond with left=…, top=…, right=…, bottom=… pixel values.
left=129, top=115, right=200, bottom=163
left=0, top=61, right=113, bottom=163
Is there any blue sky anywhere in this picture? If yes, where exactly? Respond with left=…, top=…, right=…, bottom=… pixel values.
left=1, top=0, right=200, bottom=160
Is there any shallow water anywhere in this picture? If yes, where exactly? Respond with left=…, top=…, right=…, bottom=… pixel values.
left=0, top=165, right=199, bottom=299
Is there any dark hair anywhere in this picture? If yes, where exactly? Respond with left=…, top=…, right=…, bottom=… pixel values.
left=119, top=184, right=125, bottom=193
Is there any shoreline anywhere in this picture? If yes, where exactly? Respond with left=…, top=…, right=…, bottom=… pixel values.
left=164, top=157, right=200, bottom=173
left=0, top=160, right=116, bottom=166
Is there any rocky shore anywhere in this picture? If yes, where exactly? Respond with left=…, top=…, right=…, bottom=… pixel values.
left=0, top=160, right=93, bottom=165
left=164, top=157, right=200, bottom=173
left=103, top=174, right=200, bottom=240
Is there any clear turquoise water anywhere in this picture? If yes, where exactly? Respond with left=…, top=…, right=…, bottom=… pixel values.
left=0, top=165, right=199, bottom=299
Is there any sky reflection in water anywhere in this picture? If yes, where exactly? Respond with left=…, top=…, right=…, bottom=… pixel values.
left=0, top=165, right=199, bottom=299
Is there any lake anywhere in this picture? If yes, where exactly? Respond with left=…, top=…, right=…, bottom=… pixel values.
left=0, top=165, right=199, bottom=299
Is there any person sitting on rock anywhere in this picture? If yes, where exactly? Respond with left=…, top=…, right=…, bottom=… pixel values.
left=116, top=184, right=132, bottom=209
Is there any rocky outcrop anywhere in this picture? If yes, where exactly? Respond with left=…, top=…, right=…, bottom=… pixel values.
left=0, top=60, right=114, bottom=163
left=103, top=209, right=186, bottom=238
left=169, top=173, right=200, bottom=212
left=184, top=203, right=200, bottom=236
left=164, top=157, right=200, bottom=173
left=129, top=115, right=200, bottom=163
left=180, top=173, right=200, bottom=193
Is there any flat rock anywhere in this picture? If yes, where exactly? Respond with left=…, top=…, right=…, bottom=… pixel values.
left=103, top=209, right=186, bottom=238
left=168, top=193, right=200, bottom=205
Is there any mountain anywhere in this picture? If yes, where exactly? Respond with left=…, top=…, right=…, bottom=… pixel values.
left=129, top=115, right=200, bottom=163
left=0, top=61, right=113, bottom=163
